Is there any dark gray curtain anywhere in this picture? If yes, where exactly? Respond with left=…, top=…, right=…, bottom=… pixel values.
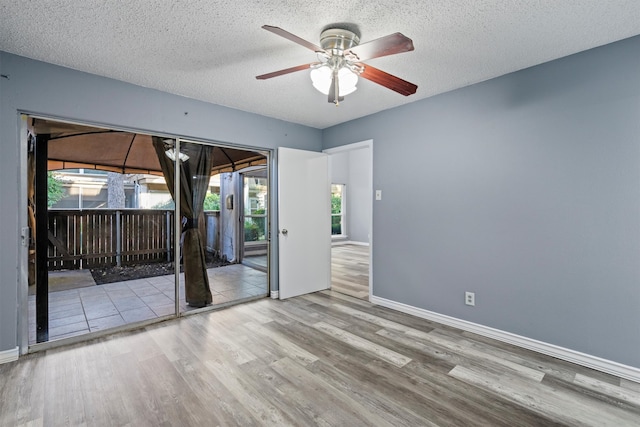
left=153, top=137, right=214, bottom=307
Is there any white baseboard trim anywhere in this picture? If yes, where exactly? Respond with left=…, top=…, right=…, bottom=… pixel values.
left=270, top=290, right=279, bottom=299
left=332, top=240, right=370, bottom=247
left=370, top=296, right=640, bottom=384
left=0, top=347, right=19, bottom=365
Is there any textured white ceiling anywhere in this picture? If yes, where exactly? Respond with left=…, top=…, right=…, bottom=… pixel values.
left=1, top=1, right=640, bottom=129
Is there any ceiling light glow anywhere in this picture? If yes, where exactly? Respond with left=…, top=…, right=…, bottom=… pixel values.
left=310, top=65, right=358, bottom=96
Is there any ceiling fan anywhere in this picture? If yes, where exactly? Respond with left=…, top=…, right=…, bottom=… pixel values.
left=256, top=25, right=418, bottom=105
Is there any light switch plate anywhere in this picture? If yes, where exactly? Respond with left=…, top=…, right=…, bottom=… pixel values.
left=375, top=190, right=382, bottom=200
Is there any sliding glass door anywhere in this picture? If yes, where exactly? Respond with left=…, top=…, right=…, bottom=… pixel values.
left=26, top=117, right=270, bottom=348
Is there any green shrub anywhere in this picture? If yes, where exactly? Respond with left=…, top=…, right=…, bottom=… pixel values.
left=244, top=220, right=261, bottom=241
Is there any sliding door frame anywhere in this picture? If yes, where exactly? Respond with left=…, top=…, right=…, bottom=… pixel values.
left=18, top=112, right=272, bottom=354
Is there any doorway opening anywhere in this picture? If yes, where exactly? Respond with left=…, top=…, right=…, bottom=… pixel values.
left=24, top=116, right=270, bottom=347
left=324, top=141, right=373, bottom=301
left=331, top=244, right=369, bottom=300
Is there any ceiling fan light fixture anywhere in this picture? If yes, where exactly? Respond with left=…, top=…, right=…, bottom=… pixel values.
left=163, top=139, right=190, bottom=162
left=165, top=148, right=189, bottom=162
left=310, top=65, right=358, bottom=96
left=257, top=25, right=418, bottom=103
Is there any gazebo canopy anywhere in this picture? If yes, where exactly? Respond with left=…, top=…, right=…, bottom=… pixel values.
left=30, top=118, right=267, bottom=176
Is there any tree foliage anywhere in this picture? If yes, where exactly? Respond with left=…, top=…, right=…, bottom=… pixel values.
left=331, top=193, right=342, bottom=214
left=151, top=198, right=175, bottom=210
left=152, top=192, right=220, bottom=210
left=203, top=193, right=220, bottom=211
left=47, top=172, right=65, bottom=207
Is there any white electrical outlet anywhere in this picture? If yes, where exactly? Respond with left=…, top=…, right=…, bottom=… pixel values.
left=465, top=292, right=475, bottom=306
left=375, top=190, right=382, bottom=200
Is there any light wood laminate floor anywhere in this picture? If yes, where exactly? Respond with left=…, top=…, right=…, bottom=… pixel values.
left=331, top=244, right=369, bottom=300
left=2, top=291, right=639, bottom=426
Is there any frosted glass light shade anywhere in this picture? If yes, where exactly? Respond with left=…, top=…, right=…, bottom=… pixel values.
left=165, top=148, right=189, bottom=162
left=310, top=65, right=358, bottom=96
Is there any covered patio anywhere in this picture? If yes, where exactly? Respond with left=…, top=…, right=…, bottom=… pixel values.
left=28, top=117, right=269, bottom=345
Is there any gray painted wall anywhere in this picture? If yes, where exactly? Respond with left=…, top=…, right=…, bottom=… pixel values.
left=0, top=51, right=11, bottom=352
left=330, top=151, right=349, bottom=184
left=329, top=148, right=371, bottom=243
left=323, top=35, right=640, bottom=368
left=0, top=52, right=322, bottom=353
left=347, top=148, right=371, bottom=244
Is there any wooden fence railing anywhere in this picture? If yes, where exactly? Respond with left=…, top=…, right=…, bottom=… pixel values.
left=47, top=209, right=175, bottom=270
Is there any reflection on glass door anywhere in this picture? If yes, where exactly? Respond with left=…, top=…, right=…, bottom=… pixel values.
left=241, top=170, right=268, bottom=273
left=178, top=142, right=269, bottom=312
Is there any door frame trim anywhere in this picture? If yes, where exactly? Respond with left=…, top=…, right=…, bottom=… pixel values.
left=17, top=114, right=30, bottom=355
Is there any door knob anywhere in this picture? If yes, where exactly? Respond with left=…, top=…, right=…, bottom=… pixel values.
left=281, top=229, right=288, bottom=236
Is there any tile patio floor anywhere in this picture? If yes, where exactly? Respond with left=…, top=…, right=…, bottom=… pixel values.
left=29, top=264, right=268, bottom=345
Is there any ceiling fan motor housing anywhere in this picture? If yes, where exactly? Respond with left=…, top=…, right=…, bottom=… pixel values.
left=320, top=28, right=360, bottom=54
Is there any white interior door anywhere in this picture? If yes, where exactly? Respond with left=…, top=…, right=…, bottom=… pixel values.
left=278, top=147, right=330, bottom=299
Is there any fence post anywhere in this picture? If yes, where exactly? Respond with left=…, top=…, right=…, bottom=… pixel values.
left=166, top=210, right=172, bottom=262
left=116, top=210, right=122, bottom=267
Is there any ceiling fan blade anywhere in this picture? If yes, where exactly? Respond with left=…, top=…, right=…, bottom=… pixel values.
left=262, top=25, right=324, bottom=52
left=256, top=63, right=319, bottom=80
left=346, top=33, right=414, bottom=62
left=359, top=64, right=418, bottom=96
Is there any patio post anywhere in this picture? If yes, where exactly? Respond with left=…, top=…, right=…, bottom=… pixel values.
left=166, top=210, right=172, bottom=262
left=115, top=210, right=122, bottom=267
left=35, top=134, right=49, bottom=343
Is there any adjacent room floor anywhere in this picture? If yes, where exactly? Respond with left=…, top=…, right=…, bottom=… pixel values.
left=5, top=290, right=639, bottom=426
left=331, top=244, right=369, bottom=300
left=29, top=264, right=267, bottom=345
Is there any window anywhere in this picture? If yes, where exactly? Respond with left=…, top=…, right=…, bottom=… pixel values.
left=331, top=184, right=345, bottom=236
